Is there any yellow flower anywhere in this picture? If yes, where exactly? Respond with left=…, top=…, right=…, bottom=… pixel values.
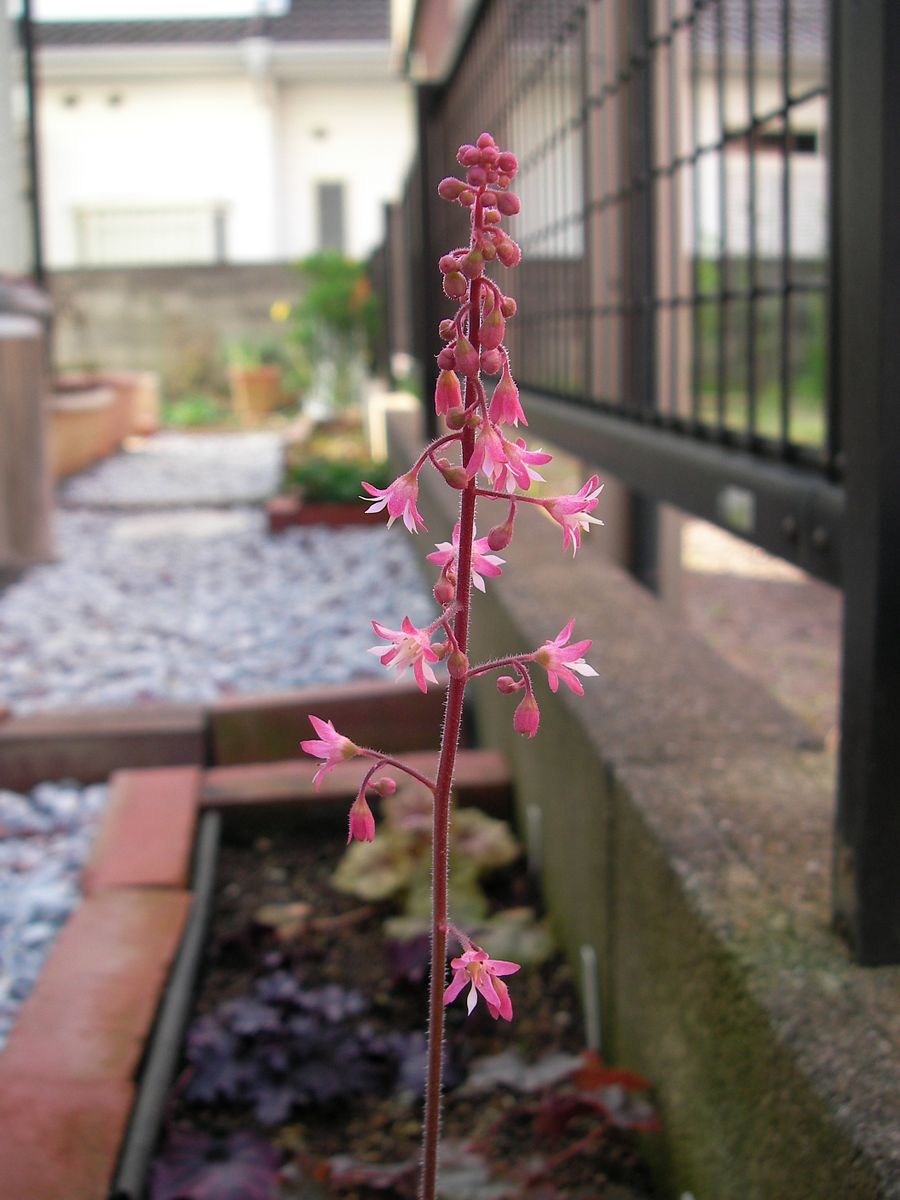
left=269, top=299, right=291, bottom=323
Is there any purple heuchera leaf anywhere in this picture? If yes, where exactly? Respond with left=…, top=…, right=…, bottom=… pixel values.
left=219, top=997, right=282, bottom=1036
left=296, top=983, right=367, bottom=1022
left=151, top=1130, right=281, bottom=1200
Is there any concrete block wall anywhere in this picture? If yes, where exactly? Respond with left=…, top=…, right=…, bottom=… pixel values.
left=390, top=411, right=900, bottom=1200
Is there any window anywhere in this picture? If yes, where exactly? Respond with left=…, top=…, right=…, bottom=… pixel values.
left=74, top=204, right=227, bottom=266
left=316, top=182, right=345, bottom=253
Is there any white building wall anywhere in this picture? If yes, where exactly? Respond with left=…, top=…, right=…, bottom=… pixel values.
left=278, top=78, right=413, bottom=260
left=40, top=74, right=279, bottom=267
left=38, top=60, right=414, bottom=269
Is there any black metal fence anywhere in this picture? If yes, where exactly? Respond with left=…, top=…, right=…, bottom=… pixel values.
left=377, top=0, right=900, bottom=965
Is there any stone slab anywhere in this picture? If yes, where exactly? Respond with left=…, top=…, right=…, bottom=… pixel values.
left=0, top=702, right=205, bottom=792
left=0, top=1073, right=133, bottom=1200
left=83, top=765, right=201, bottom=893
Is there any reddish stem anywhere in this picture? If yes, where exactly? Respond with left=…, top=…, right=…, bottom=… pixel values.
left=419, top=193, right=484, bottom=1200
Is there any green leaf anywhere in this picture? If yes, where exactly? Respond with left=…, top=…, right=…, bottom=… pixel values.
left=330, top=830, right=414, bottom=901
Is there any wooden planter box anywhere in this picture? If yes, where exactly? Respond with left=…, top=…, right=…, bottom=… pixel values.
left=266, top=493, right=377, bottom=533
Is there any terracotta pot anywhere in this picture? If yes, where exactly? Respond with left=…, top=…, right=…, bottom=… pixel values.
left=228, top=365, right=283, bottom=426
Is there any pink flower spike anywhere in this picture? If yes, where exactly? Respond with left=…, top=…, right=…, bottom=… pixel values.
left=544, top=475, right=605, bottom=555
left=443, top=948, right=520, bottom=1021
left=370, top=616, right=440, bottom=693
left=347, top=794, right=376, bottom=843
left=300, top=715, right=360, bottom=791
left=489, top=366, right=527, bottom=427
left=361, top=470, right=427, bottom=534
left=427, top=524, right=504, bottom=593
left=533, top=619, right=598, bottom=696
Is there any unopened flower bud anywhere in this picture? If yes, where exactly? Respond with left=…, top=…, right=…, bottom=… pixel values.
left=433, top=640, right=449, bottom=660
left=347, top=795, right=376, bottom=843
left=476, top=132, right=496, bottom=148
left=374, top=777, right=398, bottom=797
left=438, top=319, right=456, bottom=341
left=484, top=210, right=502, bottom=227
left=497, top=191, right=521, bottom=216
left=496, top=675, right=523, bottom=695
left=481, top=191, right=499, bottom=209
left=497, top=173, right=511, bottom=189
left=443, top=271, right=467, bottom=299
left=434, top=368, right=462, bottom=414
left=500, top=295, right=517, bottom=318
left=497, top=151, right=518, bottom=176
left=481, top=145, right=500, bottom=167
left=460, top=249, right=484, bottom=280
left=448, top=649, right=469, bottom=680
left=486, top=168, right=499, bottom=184
left=458, top=189, right=476, bottom=207
left=480, top=349, right=502, bottom=374
left=457, top=143, right=479, bottom=165
left=466, top=164, right=487, bottom=187
left=434, top=578, right=455, bottom=605
left=454, top=335, right=479, bottom=377
left=445, top=408, right=467, bottom=431
left=496, top=238, right=522, bottom=268
left=514, top=693, right=540, bottom=738
left=487, top=516, right=514, bottom=551
left=439, top=253, right=460, bottom=274
left=438, top=176, right=466, bottom=201
left=441, top=464, right=468, bottom=490
left=479, top=307, right=505, bottom=352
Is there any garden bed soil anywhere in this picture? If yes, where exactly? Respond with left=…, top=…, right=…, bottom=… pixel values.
left=153, top=823, right=660, bottom=1200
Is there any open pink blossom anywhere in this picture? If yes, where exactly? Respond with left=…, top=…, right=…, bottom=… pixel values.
left=370, top=616, right=440, bottom=693
left=533, top=619, right=598, bottom=695
left=466, top=422, right=508, bottom=486
left=426, top=523, right=504, bottom=592
left=544, top=475, right=604, bottom=555
left=443, top=947, right=520, bottom=1021
left=300, top=716, right=360, bottom=790
left=495, top=435, right=552, bottom=492
left=362, top=470, right=426, bottom=533
left=347, top=794, right=376, bottom=843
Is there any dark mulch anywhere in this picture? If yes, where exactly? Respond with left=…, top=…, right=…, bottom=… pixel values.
left=156, top=823, right=660, bottom=1199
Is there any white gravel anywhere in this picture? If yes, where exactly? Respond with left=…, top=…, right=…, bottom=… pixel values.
left=1, top=434, right=436, bottom=714
left=59, top=431, right=284, bottom=509
left=0, top=431, right=435, bottom=1044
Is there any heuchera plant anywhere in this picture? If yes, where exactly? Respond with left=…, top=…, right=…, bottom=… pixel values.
left=301, top=131, right=603, bottom=1200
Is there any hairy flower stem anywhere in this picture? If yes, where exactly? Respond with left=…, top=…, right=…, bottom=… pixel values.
left=419, top=239, right=483, bottom=1200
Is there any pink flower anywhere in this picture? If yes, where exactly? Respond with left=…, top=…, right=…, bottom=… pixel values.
left=370, top=616, right=440, bottom=693
left=495, top=435, right=552, bottom=492
left=434, top=369, right=462, bottom=415
left=488, top=365, right=527, bottom=427
left=426, top=523, right=504, bottom=593
left=513, top=692, right=540, bottom=738
left=544, top=475, right=604, bottom=555
left=533, top=619, right=598, bottom=695
left=443, top=948, right=520, bottom=1021
left=466, top=422, right=508, bottom=486
left=300, top=715, right=360, bottom=791
left=362, top=470, right=426, bottom=534
left=347, top=794, right=376, bottom=843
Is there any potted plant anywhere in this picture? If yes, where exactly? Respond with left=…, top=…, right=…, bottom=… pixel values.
left=267, top=453, right=391, bottom=532
left=226, top=339, right=288, bottom=426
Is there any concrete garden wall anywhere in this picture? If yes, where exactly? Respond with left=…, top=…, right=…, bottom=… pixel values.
left=390, top=410, right=900, bottom=1200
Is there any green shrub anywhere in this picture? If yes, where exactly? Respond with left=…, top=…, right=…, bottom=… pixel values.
left=287, top=455, right=391, bottom=504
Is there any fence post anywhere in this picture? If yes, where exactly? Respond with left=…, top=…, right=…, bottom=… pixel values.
left=414, top=85, right=442, bottom=441
left=832, top=0, right=900, bottom=963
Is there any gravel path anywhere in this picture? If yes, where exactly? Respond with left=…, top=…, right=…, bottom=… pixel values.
left=1, top=434, right=435, bottom=714
left=0, top=431, right=435, bottom=1047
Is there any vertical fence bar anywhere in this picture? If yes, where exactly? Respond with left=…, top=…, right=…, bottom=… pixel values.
left=415, top=85, right=443, bottom=441
left=832, top=0, right=900, bottom=964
